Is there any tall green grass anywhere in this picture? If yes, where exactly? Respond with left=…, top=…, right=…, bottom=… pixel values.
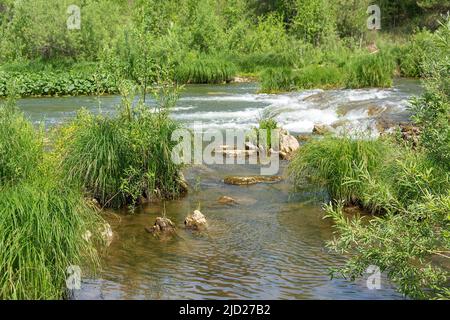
left=288, top=135, right=389, bottom=205
left=59, top=85, right=186, bottom=209
left=294, top=64, right=344, bottom=89
left=345, top=52, right=395, bottom=88
left=0, top=99, right=43, bottom=185
left=174, top=56, right=237, bottom=84
left=0, top=175, right=103, bottom=299
left=0, top=98, right=104, bottom=299
left=260, top=67, right=295, bottom=93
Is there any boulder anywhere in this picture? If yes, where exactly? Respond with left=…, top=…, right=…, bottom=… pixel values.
left=224, top=175, right=282, bottom=185
left=184, top=210, right=207, bottom=230
left=312, top=124, right=335, bottom=135
left=218, top=196, right=237, bottom=205
left=276, top=130, right=300, bottom=160
left=145, top=217, right=176, bottom=235
left=297, top=134, right=311, bottom=142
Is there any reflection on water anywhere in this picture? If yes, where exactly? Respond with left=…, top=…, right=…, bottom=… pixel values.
left=75, top=163, right=404, bottom=300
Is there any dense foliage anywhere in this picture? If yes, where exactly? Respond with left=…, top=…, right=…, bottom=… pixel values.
left=1, top=0, right=449, bottom=95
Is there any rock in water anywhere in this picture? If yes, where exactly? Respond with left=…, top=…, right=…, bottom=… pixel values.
left=184, top=210, right=207, bottom=230
left=218, top=196, right=237, bottom=205
left=223, top=175, right=282, bottom=185
left=312, top=124, right=336, bottom=135
left=279, top=131, right=300, bottom=160
left=145, top=217, right=176, bottom=235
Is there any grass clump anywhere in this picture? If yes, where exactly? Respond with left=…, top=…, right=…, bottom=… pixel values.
left=345, top=52, right=395, bottom=88
left=0, top=96, right=105, bottom=299
left=0, top=97, right=43, bottom=185
left=174, top=55, right=237, bottom=84
left=259, top=67, right=295, bottom=93
left=0, top=175, right=104, bottom=299
left=289, top=135, right=389, bottom=205
left=59, top=83, right=186, bottom=209
left=294, top=64, right=344, bottom=89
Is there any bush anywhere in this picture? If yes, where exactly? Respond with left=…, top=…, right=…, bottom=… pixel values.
left=0, top=70, right=118, bottom=97
left=325, top=192, right=450, bottom=299
left=397, top=30, right=435, bottom=78
left=345, top=52, right=395, bottom=88
left=59, top=84, right=186, bottom=209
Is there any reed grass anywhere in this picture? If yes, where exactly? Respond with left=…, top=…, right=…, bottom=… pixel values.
left=345, top=52, right=395, bottom=88
left=0, top=99, right=43, bottom=185
left=0, top=175, right=103, bottom=299
left=288, top=135, right=389, bottom=204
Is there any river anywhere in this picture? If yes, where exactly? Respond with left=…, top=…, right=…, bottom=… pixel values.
left=17, top=79, right=422, bottom=299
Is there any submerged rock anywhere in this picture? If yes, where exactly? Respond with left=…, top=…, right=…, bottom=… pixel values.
left=224, top=175, right=282, bottom=185
left=145, top=217, right=176, bottom=235
left=184, top=210, right=207, bottom=230
left=218, top=196, right=237, bottom=205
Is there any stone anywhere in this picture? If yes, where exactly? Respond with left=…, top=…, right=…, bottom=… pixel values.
left=275, top=130, right=300, bottom=160
left=184, top=210, right=207, bottom=230
left=145, top=217, right=176, bottom=235
left=312, top=124, right=336, bottom=135
left=218, top=196, right=237, bottom=205
left=297, top=135, right=311, bottom=142
left=223, top=175, right=282, bottom=185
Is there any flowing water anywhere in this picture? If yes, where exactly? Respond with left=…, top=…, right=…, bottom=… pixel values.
left=17, top=79, right=422, bottom=299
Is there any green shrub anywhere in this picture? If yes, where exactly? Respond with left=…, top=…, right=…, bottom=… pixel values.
left=59, top=85, right=186, bottom=209
left=345, top=52, right=395, bottom=88
left=397, top=30, right=435, bottom=78
left=325, top=192, right=450, bottom=299
left=0, top=71, right=118, bottom=97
